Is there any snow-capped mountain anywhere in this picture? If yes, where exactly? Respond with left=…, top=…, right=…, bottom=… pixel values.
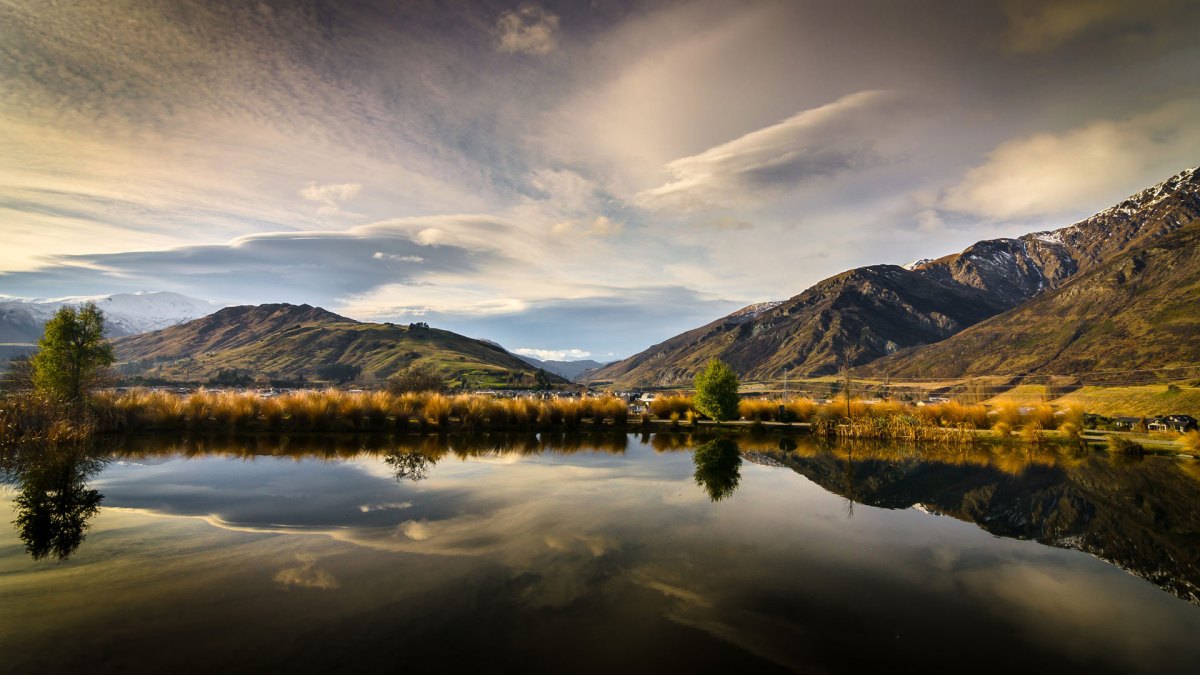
left=0, top=291, right=223, bottom=342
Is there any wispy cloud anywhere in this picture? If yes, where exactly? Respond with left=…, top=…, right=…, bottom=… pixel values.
left=941, top=99, right=1200, bottom=220
left=300, top=182, right=362, bottom=214
left=638, top=91, right=914, bottom=210
left=495, top=4, right=560, bottom=55
left=1000, top=0, right=1186, bottom=53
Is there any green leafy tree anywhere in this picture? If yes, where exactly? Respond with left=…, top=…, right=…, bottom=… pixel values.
left=31, top=302, right=115, bottom=404
left=693, top=358, right=739, bottom=422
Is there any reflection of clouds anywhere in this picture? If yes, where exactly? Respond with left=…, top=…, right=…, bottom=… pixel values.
left=544, top=534, right=620, bottom=558
left=274, top=553, right=340, bottom=591
left=82, top=444, right=1200, bottom=673
left=638, top=578, right=712, bottom=609
left=401, top=520, right=432, bottom=541
left=952, top=560, right=1194, bottom=669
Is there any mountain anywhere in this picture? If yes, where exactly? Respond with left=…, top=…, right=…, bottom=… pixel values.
left=0, top=291, right=222, bottom=343
left=516, top=356, right=608, bottom=381
left=111, top=303, right=561, bottom=387
left=865, top=221, right=1200, bottom=378
left=587, top=167, right=1200, bottom=386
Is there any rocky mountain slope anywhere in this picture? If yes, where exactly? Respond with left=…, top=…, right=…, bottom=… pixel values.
left=865, top=221, right=1200, bottom=378
left=0, top=291, right=221, bottom=343
left=587, top=167, right=1200, bottom=386
left=112, top=303, right=560, bottom=387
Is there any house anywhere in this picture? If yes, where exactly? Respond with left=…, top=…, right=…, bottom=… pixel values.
left=1144, top=416, right=1195, bottom=432
left=1113, top=416, right=1143, bottom=430
left=1163, top=414, right=1198, bottom=432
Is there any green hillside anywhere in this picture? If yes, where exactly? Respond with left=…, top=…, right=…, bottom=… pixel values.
left=112, top=304, right=558, bottom=387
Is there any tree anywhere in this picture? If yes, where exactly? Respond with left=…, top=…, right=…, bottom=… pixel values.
left=535, top=368, right=551, bottom=390
left=693, top=358, right=739, bottom=422
left=316, top=363, right=362, bottom=384
left=31, top=302, right=115, bottom=405
left=386, top=362, right=445, bottom=393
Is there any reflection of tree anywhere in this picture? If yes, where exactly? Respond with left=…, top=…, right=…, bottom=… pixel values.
left=383, top=449, right=436, bottom=483
left=841, top=448, right=856, bottom=520
left=5, top=447, right=106, bottom=560
left=693, top=438, right=741, bottom=502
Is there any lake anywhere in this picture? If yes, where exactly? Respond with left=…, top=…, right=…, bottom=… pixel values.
left=2, top=432, right=1199, bottom=674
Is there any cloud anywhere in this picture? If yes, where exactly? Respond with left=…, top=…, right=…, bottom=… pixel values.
left=1000, top=0, right=1184, bottom=53
left=551, top=215, right=625, bottom=238
left=512, top=347, right=592, bottom=361
left=373, top=252, right=425, bottom=263
left=0, top=217, right=500, bottom=304
left=299, top=182, right=362, bottom=214
left=495, top=4, right=559, bottom=55
left=638, top=91, right=914, bottom=210
left=941, top=99, right=1200, bottom=220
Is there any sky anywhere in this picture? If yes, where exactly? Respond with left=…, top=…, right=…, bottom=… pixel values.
left=1, top=0, right=1198, bottom=361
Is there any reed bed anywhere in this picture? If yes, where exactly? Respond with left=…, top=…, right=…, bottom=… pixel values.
left=648, top=395, right=694, bottom=420
left=0, top=394, right=96, bottom=444
left=4, top=388, right=1104, bottom=447
left=82, top=389, right=643, bottom=434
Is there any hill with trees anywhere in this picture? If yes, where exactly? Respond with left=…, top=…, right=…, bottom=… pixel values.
left=111, top=303, right=561, bottom=388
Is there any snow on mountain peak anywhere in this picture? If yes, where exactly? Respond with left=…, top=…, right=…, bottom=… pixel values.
left=0, top=291, right=223, bottom=337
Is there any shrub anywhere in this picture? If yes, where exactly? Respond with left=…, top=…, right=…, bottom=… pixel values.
left=1107, top=435, right=1144, bottom=456
left=1019, top=421, right=1045, bottom=445
left=785, top=398, right=817, bottom=422
left=1178, top=430, right=1200, bottom=455
left=649, top=395, right=692, bottom=420
left=992, top=421, right=1012, bottom=440
left=387, top=363, right=444, bottom=394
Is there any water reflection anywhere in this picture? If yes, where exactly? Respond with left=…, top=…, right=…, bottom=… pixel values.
left=383, top=448, right=435, bottom=483
left=3, top=433, right=1199, bottom=606
left=748, top=441, right=1200, bottom=605
left=692, top=438, right=741, bottom=501
left=1, top=445, right=107, bottom=560
left=2, top=433, right=1199, bottom=674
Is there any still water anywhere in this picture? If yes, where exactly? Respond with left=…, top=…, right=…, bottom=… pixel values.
left=2, top=432, right=1199, bottom=674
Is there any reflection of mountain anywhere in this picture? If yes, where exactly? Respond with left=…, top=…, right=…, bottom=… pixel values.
left=746, top=446, right=1200, bottom=604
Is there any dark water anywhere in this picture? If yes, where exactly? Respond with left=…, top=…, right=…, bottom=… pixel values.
left=2, top=433, right=1199, bottom=674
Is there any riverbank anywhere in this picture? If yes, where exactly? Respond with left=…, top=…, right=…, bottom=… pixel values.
left=2, top=388, right=1196, bottom=457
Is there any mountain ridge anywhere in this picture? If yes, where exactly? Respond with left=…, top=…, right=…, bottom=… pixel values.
left=587, top=167, right=1200, bottom=386
left=111, top=303, right=561, bottom=387
left=0, top=291, right=222, bottom=343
